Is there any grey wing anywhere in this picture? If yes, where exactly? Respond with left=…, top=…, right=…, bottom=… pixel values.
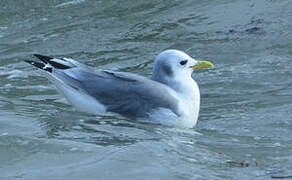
left=53, top=68, right=180, bottom=118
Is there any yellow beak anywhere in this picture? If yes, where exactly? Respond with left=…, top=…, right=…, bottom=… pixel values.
left=191, top=61, right=214, bottom=69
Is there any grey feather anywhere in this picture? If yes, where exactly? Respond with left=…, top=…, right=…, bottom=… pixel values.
left=53, top=67, right=180, bottom=118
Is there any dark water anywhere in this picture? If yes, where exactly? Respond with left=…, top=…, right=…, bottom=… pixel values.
left=1, top=0, right=292, bottom=179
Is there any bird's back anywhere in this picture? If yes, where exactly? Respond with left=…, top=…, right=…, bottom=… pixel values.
left=53, top=68, right=181, bottom=118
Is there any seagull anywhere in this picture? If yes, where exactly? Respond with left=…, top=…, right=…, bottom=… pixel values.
left=25, top=50, right=213, bottom=128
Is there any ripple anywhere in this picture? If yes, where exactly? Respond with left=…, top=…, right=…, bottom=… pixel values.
left=55, top=0, right=87, bottom=8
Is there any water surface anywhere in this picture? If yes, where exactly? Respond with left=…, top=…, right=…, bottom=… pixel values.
left=1, top=0, right=292, bottom=179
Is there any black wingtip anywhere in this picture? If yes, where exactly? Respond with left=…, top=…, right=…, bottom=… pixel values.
left=33, top=54, right=53, bottom=63
left=25, top=60, right=52, bottom=73
left=33, top=54, right=71, bottom=70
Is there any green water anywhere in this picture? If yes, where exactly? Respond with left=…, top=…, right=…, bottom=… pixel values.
left=1, top=0, right=292, bottom=179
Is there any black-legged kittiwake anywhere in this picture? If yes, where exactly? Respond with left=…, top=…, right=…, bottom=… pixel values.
left=25, top=50, right=213, bottom=127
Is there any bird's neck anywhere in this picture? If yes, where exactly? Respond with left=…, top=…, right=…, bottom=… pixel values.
left=151, top=72, right=196, bottom=94
left=151, top=73, right=200, bottom=127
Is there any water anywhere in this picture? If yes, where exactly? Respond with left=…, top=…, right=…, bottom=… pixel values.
left=1, top=0, right=292, bottom=179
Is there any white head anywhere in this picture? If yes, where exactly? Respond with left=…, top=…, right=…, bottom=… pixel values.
left=151, top=49, right=213, bottom=92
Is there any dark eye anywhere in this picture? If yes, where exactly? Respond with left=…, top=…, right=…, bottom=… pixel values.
left=180, top=60, right=188, bottom=65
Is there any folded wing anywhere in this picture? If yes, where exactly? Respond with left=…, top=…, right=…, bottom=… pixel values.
left=26, top=54, right=180, bottom=118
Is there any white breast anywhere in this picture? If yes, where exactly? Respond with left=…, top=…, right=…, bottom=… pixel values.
left=176, top=80, right=201, bottom=128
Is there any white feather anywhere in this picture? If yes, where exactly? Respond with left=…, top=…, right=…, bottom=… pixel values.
left=45, top=72, right=107, bottom=115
